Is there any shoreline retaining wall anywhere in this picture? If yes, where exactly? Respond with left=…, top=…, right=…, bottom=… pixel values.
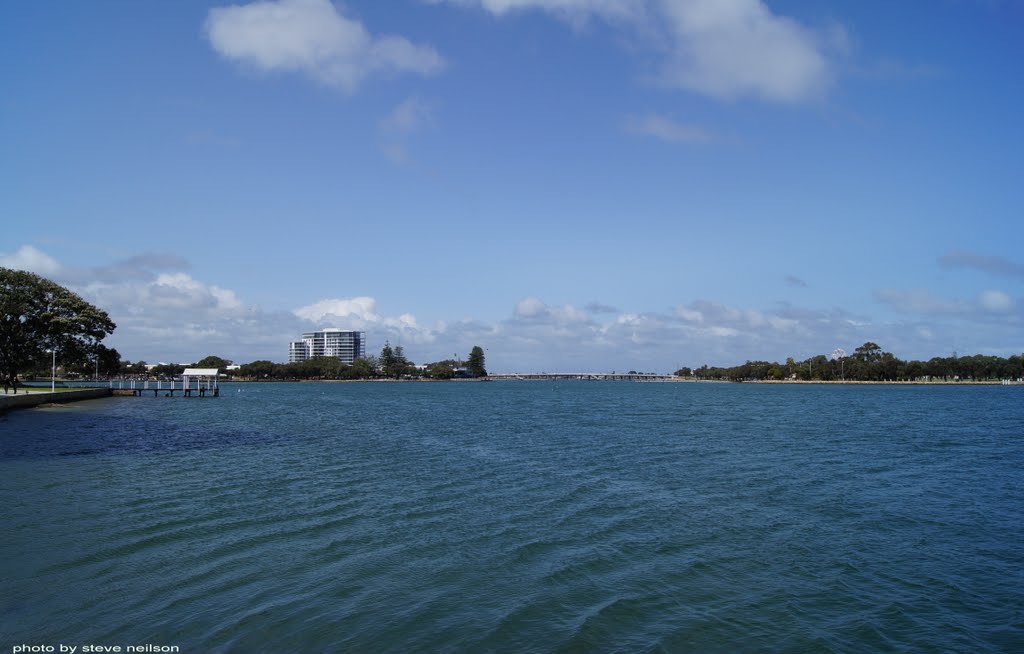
left=0, top=388, right=113, bottom=413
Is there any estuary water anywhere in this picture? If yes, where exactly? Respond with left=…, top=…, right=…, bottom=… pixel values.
left=1, top=381, right=1022, bottom=653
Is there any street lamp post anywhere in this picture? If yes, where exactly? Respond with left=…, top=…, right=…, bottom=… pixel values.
left=831, top=347, right=847, bottom=382
left=50, top=348, right=56, bottom=392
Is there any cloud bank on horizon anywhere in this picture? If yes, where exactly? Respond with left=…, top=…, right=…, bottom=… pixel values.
left=2, top=245, right=1020, bottom=372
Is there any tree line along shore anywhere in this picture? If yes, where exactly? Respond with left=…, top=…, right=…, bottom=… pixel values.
left=676, top=342, right=1023, bottom=383
left=114, top=344, right=489, bottom=382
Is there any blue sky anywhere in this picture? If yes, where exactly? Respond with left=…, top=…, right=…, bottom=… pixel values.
left=2, top=0, right=1022, bottom=373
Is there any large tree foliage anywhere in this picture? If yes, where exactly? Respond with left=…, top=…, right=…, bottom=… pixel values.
left=467, top=345, right=487, bottom=377
left=378, top=342, right=415, bottom=378
left=195, top=355, right=230, bottom=369
left=67, top=343, right=121, bottom=378
left=0, top=267, right=116, bottom=393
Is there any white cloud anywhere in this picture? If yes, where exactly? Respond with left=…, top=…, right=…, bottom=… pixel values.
left=291, top=298, right=441, bottom=345
left=152, top=273, right=244, bottom=311
left=431, top=0, right=644, bottom=21
left=978, top=290, right=1013, bottom=313
left=674, top=306, right=703, bottom=322
left=655, top=0, right=837, bottom=103
left=515, top=296, right=548, bottom=318
left=514, top=297, right=589, bottom=323
left=205, top=0, right=445, bottom=93
left=709, top=326, right=739, bottom=338
left=431, top=0, right=839, bottom=103
left=767, top=315, right=798, bottom=331
left=625, top=113, right=713, bottom=144
left=552, top=304, right=589, bottom=324
left=0, top=245, right=62, bottom=277
left=293, top=296, right=379, bottom=322
left=76, top=273, right=251, bottom=322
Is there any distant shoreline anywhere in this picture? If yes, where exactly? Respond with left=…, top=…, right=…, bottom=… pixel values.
left=232, top=377, right=1018, bottom=385
left=739, top=379, right=1015, bottom=385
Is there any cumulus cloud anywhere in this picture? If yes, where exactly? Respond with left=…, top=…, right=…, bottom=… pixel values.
left=75, top=272, right=253, bottom=343
left=293, top=296, right=380, bottom=323
left=514, top=296, right=548, bottom=318
left=85, top=276, right=276, bottom=362
left=514, top=297, right=590, bottom=323
left=674, top=300, right=801, bottom=335
left=497, top=296, right=865, bottom=371
left=938, top=250, right=1024, bottom=280
left=624, top=113, right=713, bottom=144
left=429, top=0, right=645, bottom=21
left=674, top=305, right=704, bottom=322
left=293, top=297, right=442, bottom=345
left=654, top=0, right=838, bottom=103
left=0, top=245, right=62, bottom=276
left=431, top=0, right=839, bottom=103
left=205, top=0, right=445, bottom=93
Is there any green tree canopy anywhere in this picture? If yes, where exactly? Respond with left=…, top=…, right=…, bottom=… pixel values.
left=380, top=342, right=395, bottom=371
left=467, top=345, right=487, bottom=377
left=380, top=342, right=414, bottom=378
left=96, top=345, right=122, bottom=377
left=1, top=267, right=116, bottom=393
left=425, top=361, right=455, bottom=379
left=150, top=363, right=186, bottom=377
left=853, top=342, right=884, bottom=362
left=195, top=355, right=230, bottom=369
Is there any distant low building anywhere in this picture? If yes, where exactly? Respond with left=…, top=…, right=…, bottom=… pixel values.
left=289, top=329, right=366, bottom=365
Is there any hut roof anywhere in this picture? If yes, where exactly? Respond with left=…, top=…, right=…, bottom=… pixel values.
left=182, top=368, right=219, bottom=376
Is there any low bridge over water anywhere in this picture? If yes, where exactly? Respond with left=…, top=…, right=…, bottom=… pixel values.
left=488, top=373, right=676, bottom=382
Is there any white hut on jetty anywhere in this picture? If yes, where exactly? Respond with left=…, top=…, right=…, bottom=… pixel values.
left=182, top=368, right=220, bottom=397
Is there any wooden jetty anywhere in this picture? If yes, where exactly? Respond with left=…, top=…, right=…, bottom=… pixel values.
left=112, top=368, right=220, bottom=397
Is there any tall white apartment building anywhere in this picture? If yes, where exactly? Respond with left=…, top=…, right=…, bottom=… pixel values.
left=289, top=329, right=366, bottom=365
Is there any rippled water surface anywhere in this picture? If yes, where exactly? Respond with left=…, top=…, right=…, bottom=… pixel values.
left=2, top=382, right=1022, bottom=652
